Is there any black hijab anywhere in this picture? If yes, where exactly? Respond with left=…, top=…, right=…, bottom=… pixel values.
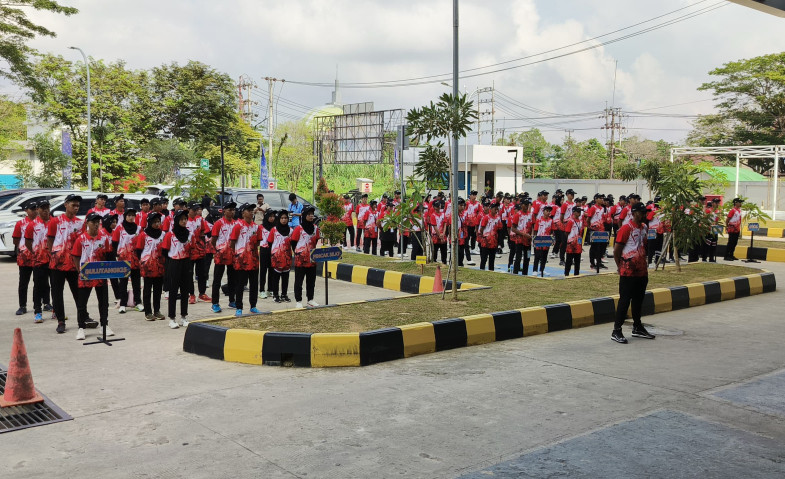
left=301, top=207, right=316, bottom=235
left=122, top=211, right=137, bottom=235
left=275, top=210, right=290, bottom=236
left=172, top=210, right=190, bottom=244
left=102, top=214, right=118, bottom=233
left=145, top=212, right=163, bottom=240
left=262, top=210, right=276, bottom=231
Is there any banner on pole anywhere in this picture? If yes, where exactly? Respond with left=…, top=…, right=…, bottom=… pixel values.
left=61, top=129, right=72, bottom=189
left=260, top=147, right=269, bottom=187
left=394, top=148, right=400, bottom=180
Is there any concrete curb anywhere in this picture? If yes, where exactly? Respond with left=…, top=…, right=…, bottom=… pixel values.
left=743, top=227, right=784, bottom=238
left=717, top=244, right=785, bottom=262
left=317, top=261, right=485, bottom=293
left=182, top=272, right=776, bottom=368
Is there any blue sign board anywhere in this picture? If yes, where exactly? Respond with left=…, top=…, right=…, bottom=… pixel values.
left=748, top=222, right=760, bottom=232
left=590, top=231, right=611, bottom=243
left=533, top=235, right=553, bottom=248
left=647, top=228, right=657, bottom=240
left=310, top=246, right=343, bottom=263
left=80, top=261, right=131, bottom=280
left=712, top=225, right=725, bottom=235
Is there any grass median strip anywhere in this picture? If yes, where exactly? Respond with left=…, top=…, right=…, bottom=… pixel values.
left=218, top=253, right=759, bottom=333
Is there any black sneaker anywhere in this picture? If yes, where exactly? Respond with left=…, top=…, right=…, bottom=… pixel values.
left=631, top=326, right=656, bottom=339
left=281, top=295, right=291, bottom=303
left=559, top=260, right=565, bottom=266
left=56, top=321, right=66, bottom=334
left=598, top=263, right=608, bottom=269
left=611, top=329, right=628, bottom=344
left=274, top=296, right=282, bottom=303
left=43, top=304, right=53, bottom=312
left=84, top=320, right=99, bottom=329
left=15, top=307, right=26, bottom=315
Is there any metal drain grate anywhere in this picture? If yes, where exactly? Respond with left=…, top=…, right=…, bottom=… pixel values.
left=0, top=367, right=72, bottom=433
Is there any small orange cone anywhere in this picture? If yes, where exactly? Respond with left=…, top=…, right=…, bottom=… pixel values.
left=0, top=328, right=43, bottom=408
left=433, top=265, right=444, bottom=293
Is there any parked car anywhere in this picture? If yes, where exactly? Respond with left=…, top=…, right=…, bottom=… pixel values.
left=207, top=188, right=319, bottom=221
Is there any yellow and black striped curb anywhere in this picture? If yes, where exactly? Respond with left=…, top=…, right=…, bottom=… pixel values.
left=743, top=227, right=785, bottom=238
left=317, top=261, right=484, bottom=293
left=183, top=272, right=776, bottom=368
left=717, top=244, right=785, bottom=262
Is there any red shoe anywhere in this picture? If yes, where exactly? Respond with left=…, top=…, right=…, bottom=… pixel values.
left=198, top=294, right=211, bottom=302
left=188, top=294, right=196, bottom=304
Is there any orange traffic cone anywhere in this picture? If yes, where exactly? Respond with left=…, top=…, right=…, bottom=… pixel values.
left=433, top=265, right=444, bottom=293
left=0, top=328, right=43, bottom=408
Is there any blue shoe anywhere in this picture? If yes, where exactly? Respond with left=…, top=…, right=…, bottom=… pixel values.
left=211, top=304, right=222, bottom=313
left=34, top=313, right=43, bottom=323
left=249, top=307, right=261, bottom=314
left=228, top=302, right=236, bottom=308
left=235, top=309, right=242, bottom=317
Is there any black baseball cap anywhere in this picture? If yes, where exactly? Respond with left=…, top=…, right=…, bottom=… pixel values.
left=140, top=198, right=150, bottom=205
left=124, top=208, right=137, bottom=216
left=36, top=200, right=50, bottom=208
left=24, top=202, right=36, bottom=210
left=572, top=206, right=582, bottom=213
left=96, top=194, right=109, bottom=201
left=85, top=212, right=102, bottom=222
left=150, top=198, right=162, bottom=206
left=631, top=203, right=647, bottom=213
left=223, top=202, right=237, bottom=210
left=470, top=190, right=478, bottom=196
left=565, top=189, right=576, bottom=195
left=64, top=194, right=82, bottom=203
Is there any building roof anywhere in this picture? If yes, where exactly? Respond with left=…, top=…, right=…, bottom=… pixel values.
left=706, top=166, right=767, bottom=182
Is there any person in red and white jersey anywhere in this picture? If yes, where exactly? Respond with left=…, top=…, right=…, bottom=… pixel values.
left=393, top=190, right=402, bottom=206
left=341, top=195, right=355, bottom=249
left=610, top=195, right=626, bottom=235
left=112, top=209, right=142, bottom=313
left=135, top=212, right=165, bottom=320
left=354, top=194, right=370, bottom=251
left=71, top=213, right=112, bottom=340
left=532, top=205, right=554, bottom=277
left=429, top=200, right=448, bottom=264
left=185, top=203, right=211, bottom=304
left=230, top=204, right=263, bottom=314
left=360, top=200, right=380, bottom=255
left=619, top=193, right=641, bottom=227
left=509, top=199, right=534, bottom=275
left=136, top=198, right=150, bottom=228
left=210, top=202, right=237, bottom=311
left=291, top=206, right=321, bottom=308
left=612, top=202, right=655, bottom=344
left=161, top=199, right=185, bottom=231
left=258, top=209, right=276, bottom=301
left=647, top=198, right=663, bottom=265
left=532, top=190, right=549, bottom=220
left=13, top=202, right=37, bottom=315
left=379, top=199, right=397, bottom=257
left=478, top=202, right=503, bottom=271
left=456, top=199, right=475, bottom=267
left=557, top=189, right=577, bottom=265
left=86, top=194, right=110, bottom=217
left=268, top=210, right=293, bottom=303
left=586, top=194, right=608, bottom=269
left=465, top=190, right=482, bottom=252
left=24, top=201, right=53, bottom=322
left=408, top=204, right=425, bottom=261
left=47, top=194, right=86, bottom=334
left=162, top=210, right=192, bottom=328
left=703, top=198, right=721, bottom=262
left=724, top=197, right=744, bottom=261
left=549, top=193, right=564, bottom=262
left=563, top=206, right=584, bottom=277
left=110, top=194, right=126, bottom=217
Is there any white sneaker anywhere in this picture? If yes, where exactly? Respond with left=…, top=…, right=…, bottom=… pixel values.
left=307, top=300, right=320, bottom=308
left=258, top=291, right=267, bottom=299
left=467, top=260, right=476, bottom=266
left=119, top=306, right=126, bottom=314
left=180, top=316, right=189, bottom=327
left=105, top=326, right=115, bottom=337
left=295, top=302, right=304, bottom=309
left=75, top=328, right=85, bottom=340
left=164, top=291, right=169, bottom=300
left=168, top=319, right=179, bottom=329
left=550, top=253, right=557, bottom=259
left=135, top=304, right=144, bottom=312
left=114, top=299, right=121, bottom=309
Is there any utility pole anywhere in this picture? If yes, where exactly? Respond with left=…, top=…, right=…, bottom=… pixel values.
left=450, top=0, right=459, bottom=300
left=476, top=86, right=494, bottom=145
left=264, top=77, right=276, bottom=179
left=490, top=81, right=496, bottom=145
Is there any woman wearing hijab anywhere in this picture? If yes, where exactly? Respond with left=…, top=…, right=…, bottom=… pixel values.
left=135, top=212, right=165, bottom=320
left=291, top=207, right=320, bottom=309
left=267, top=210, right=292, bottom=303
left=101, top=214, right=123, bottom=306
left=161, top=210, right=192, bottom=329
left=112, top=209, right=142, bottom=313
left=258, top=209, right=276, bottom=300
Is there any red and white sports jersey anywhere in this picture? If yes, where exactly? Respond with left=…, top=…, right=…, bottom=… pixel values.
left=430, top=211, right=448, bottom=244
left=24, top=217, right=50, bottom=267
left=565, top=218, right=584, bottom=254
left=616, top=222, right=648, bottom=277
left=478, top=213, right=503, bottom=249
left=355, top=203, right=370, bottom=228
left=135, top=231, right=164, bottom=278
left=47, top=215, right=85, bottom=271
left=268, top=228, right=292, bottom=273
left=536, top=202, right=554, bottom=220
left=620, top=205, right=633, bottom=227
left=71, top=231, right=110, bottom=288
left=586, top=205, right=606, bottom=231
left=136, top=211, right=149, bottom=228
left=110, top=208, right=125, bottom=217
left=361, top=209, right=379, bottom=239
left=341, top=202, right=354, bottom=226
left=560, top=201, right=575, bottom=224
left=510, top=210, right=534, bottom=246
left=86, top=207, right=110, bottom=217
left=465, top=200, right=481, bottom=227
left=230, top=220, right=262, bottom=271
left=112, top=225, right=140, bottom=270
left=533, top=217, right=553, bottom=250
left=13, top=217, right=34, bottom=267
left=291, top=225, right=321, bottom=268
left=186, top=216, right=210, bottom=260
left=211, top=218, right=235, bottom=265
left=727, top=207, right=742, bottom=233
left=161, top=231, right=191, bottom=260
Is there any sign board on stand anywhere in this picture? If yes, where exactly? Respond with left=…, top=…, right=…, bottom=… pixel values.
left=590, top=231, right=610, bottom=244
left=748, top=222, right=760, bottom=232
left=533, top=236, right=553, bottom=248
left=311, top=246, right=343, bottom=306
left=80, top=261, right=131, bottom=281
left=200, top=158, right=210, bottom=170
left=647, top=228, right=658, bottom=240
left=712, top=225, right=725, bottom=235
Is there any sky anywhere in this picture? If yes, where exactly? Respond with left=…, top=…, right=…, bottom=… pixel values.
left=15, top=0, right=785, bottom=145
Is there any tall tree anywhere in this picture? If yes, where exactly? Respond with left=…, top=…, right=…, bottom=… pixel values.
left=691, top=53, right=785, bottom=174
left=0, top=1, right=78, bottom=99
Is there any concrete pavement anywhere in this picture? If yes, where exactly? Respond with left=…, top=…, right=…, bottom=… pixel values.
left=0, top=258, right=783, bottom=478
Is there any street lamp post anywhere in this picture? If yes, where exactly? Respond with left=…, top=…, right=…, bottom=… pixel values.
left=508, top=149, right=519, bottom=196
left=219, top=135, right=228, bottom=206
left=68, top=46, right=91, bottom=191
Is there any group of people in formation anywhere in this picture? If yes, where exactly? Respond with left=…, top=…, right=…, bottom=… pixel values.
left=340, top=188, right=743, bottom=278
left=13, top=193, right=322, bottom=341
